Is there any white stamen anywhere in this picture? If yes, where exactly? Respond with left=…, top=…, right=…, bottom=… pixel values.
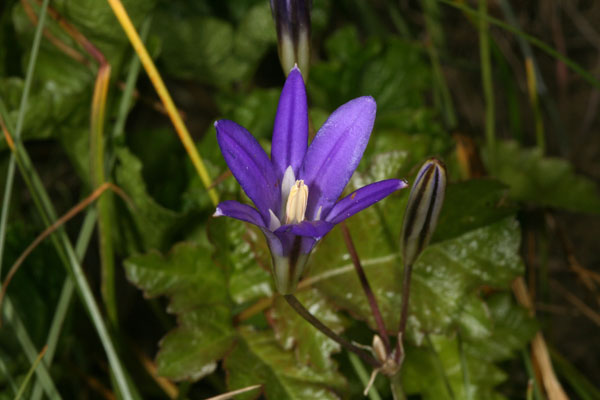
left=285, top=180, right=308, bottom=224
left=268, top=209, right=282, bottom=231
left=281, top=166, right=296, bottom=205
left=315, top=206, right=323, bottom=221
left=213, top=208, right=224, bottom=217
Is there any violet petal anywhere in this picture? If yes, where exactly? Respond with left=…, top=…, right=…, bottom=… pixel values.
left=325, top=179, right=408, bottom=224
left=215, top=120, right=280, bottom=221
left=275, top=220, right=334, bottom=240
left=271, top=67, right=308, bottom=179
left=214, top=200, right=266, bottom=227
left=299, top=96, right=376, bottom=220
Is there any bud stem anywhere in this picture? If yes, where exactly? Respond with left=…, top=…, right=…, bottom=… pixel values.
left=283, top=294, right=381, bottom=368
left=340, top=222, right=391, bottom=353
left=395, top=262, right=413, bottom=363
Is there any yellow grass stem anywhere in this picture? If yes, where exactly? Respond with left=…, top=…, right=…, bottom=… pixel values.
left=105, top=0, right=218, bottom=206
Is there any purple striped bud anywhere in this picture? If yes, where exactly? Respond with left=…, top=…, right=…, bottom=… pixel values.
left=401, top=159, right=447, bottom=267
left=270, top=0, right=311, bottom=76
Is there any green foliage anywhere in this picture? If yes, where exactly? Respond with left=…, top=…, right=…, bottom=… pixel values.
left=226, top=327, right=345, bottom=400
left=4, top=1, right=597, bottom=398
left=153, top=2, right=275, bottom=87
left=485, top=140, right=600, bottom=214
left=124, top=241, right=236, bottom=381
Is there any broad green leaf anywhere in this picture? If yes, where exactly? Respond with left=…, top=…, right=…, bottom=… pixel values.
left=268, top=289, right=347, bottom=373
left=124, top=241, right=235, bottom=380
left=432, top=179, right=515, bottom=242
left=225, top=326, right=346, bottom=400
left=485, top=140, right=600, bottom=214
left=403, top=294, right=537, bottom=399
left=154, top=3, right=274, bottom=87
left=402, top=334, right=507, bottom=400
left=114, top=148, right=184, bottom=252
left=310, top=215, right=523, bottom=338
left=309, top=26, right=430, bottom=115
left=465, top=293, right=538, bottom=362
left=207, top=217, right=273, bottom=305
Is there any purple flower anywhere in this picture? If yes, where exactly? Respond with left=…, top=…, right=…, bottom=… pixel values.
left=214, top=67, right=407, bottom=293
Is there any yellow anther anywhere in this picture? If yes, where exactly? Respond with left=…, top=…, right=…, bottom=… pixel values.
left=285, top=180, right=308, bottom=224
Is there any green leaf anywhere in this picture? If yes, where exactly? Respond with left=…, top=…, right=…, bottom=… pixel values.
left=268, top=288, right=348, bottom=373
left=124, top=241, right=236, bottom=381
left=402, top=334, right=507, bottom=400
left=485, top=140, right=600, bottom=214
left=225, top=326, right=346, bottom=400
left=207, top=217, right=273, bottom=305
left=114, top=148, right=184, bottom=252
left=309, top=26, right=430, bottom=115
left=154, top=3, right=274, bottom=87
left=465, top=293, right=538, bottom=362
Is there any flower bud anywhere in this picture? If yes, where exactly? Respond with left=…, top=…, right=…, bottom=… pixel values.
left=270, top=0, right=311, bottom=76
left=401, top=158, right=447, bottom=267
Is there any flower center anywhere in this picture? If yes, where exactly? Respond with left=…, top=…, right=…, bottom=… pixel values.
left=285, top=180, right=308, bottom=224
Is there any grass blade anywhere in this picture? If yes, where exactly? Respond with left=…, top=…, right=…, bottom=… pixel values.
left=0, top=98, right=136, bottom=399
left=31, top=209, right=97, bottom=400
left=478, top=0, right=496, bottom=159
left=14, top=345, right=48, bottom=400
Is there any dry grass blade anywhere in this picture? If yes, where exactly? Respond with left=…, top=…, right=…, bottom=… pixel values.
left=552, top=281, right=600, bottom=328
left=0, top=182, right=131, bottom=324
left=133, top=345, right=178, bottom=399
left=512, top=277, right=569, bottom=400
left=106, top=0, right=219, bottom=206
left=203, top=384, right=262, bottom=400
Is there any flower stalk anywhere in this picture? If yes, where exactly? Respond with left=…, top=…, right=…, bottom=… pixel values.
left=283, top=294, right=381, bottom=368
left=340, top=222, right=391, bottom=353
left=395, top=158, right=447, bottom=364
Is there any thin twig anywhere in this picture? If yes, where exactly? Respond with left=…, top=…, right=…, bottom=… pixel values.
left=283, top=294, right=381, bottom=368
left=340, top=222, right=390, bottom=352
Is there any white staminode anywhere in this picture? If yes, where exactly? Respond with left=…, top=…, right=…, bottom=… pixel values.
left=285, top=180, right=308, bottom=224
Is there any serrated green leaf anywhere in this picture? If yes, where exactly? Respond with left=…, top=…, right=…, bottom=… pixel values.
left=207, top=217, right=273, bottom=304
left=466, top=293, right=538, bottom=362
left=403, top=334, right=507, bottom=400
left=124, top=241, right=235, bottom=380
left=225, top=326, right=346, bottom=400
left=268, top=289, right=347, bottom=373
left=154, top=3, right=274, bottom=87
left=485, top=140, right=600, bottom=214
left=114, top=148, right=184, bottom=252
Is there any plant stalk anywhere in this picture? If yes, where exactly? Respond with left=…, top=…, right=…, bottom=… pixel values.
left=395, top=263, right=413, bottom=363
left=340, top=222, right=390, bottom=353
left=283, top=294, right=381, bottom=368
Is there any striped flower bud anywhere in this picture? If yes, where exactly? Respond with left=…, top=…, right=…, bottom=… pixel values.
left=401, top=159, right=447, bottom=267
left=270, top=0, right=311, bottom=76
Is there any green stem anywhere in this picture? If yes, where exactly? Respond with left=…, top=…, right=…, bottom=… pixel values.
left=0, top=0, right=50, bottom=278
left=422, top=0, right=457, bottom=129
left=91, top=64, right=118, bottom=326
left=31, top=210, right=97, bottom=400
left=0, top=98, right=135, bottom=400
left=14, top=345, right=47, bottom=400
left=283, top=294, right=381, bottom=368
left=2, top=297, right=61, bottom=399
left=348, top=353, right=382, bottom=400
left=438, top=0, right=600, bottom=89
left=425, top=334, right=455, bottom=400
left=478, top=0, right=496, bottom=161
